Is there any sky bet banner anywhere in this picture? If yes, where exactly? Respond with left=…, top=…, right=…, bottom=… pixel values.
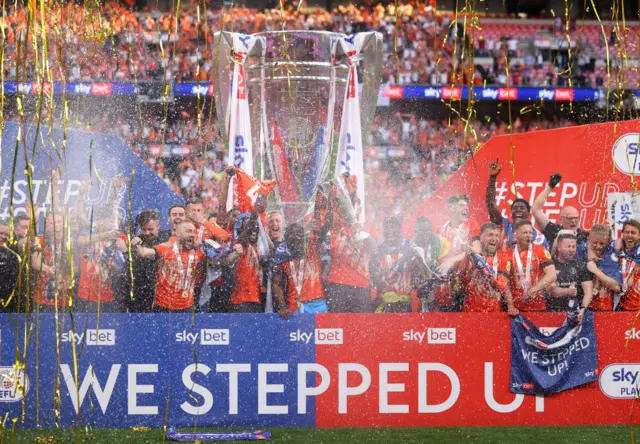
left=0, top=122, right=182, bottom=229
left=510, top=312, right=598, bottom=395
left=0, top=312, right=639, bottom=428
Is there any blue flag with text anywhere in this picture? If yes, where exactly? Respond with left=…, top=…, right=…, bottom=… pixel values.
left=510, top=311, right=598, bottom=395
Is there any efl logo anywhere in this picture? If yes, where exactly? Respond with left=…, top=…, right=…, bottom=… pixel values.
left=625, top=328, right=640, bottom=340
left=599, top=363, right=640, bottom=399
left=612, top=134, right=640, bottom=176
left=86, top=329, right=116, bottom=346
left=0, top=368, right=30, bottom=403
left=200, top=329, right=230, bottom=346
left=427, top=328, right=456, bottom=344
left=315, top=328, right=343, bottom=345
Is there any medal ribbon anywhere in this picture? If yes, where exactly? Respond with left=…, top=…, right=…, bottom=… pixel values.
left=514, top=244, right=533, bottom=290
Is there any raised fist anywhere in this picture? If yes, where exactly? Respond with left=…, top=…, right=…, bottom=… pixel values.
left=488, top=158, right=502, bottom=177
left=549, top=173, right=562, bottom=189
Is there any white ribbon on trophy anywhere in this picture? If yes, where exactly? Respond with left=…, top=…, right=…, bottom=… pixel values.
left=226, top=33, right=259, bottom=209
left=335, top=34, right=367, bottom=223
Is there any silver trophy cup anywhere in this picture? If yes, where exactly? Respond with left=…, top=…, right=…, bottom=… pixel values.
left=214, top=30, right=382, bottom=222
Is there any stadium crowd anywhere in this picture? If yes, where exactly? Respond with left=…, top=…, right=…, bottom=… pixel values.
left=1, top=155, right=638, bottom=318
left=1, top=1, right=637, bottom=88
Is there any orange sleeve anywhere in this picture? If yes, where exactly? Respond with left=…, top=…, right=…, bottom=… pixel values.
left=153, top=243, right=170, bottom=258
left=535, top=245, right=554, bottom=268
left=202, top=220, right=231, bottom=243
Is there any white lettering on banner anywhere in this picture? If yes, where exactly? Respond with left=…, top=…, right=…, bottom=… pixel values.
left=520, top=337, right=591, bottom=377
left=418, top=363, right=460, bottom=413
left=297, top=364, right=331, bottom=414
left=484, top=362, right=522, bottom=413
left=0, top=179, right=102, bottom=219
left=61, top=329, right=115, bottom=346
left=86, top=329, right=116, bottom=346
left=402, top=329, right=426, bottom=344
left=128, top=364, right=158, bottom=415
left=428, top=328, right=456, bottom=344
left=315, top=328, right=343, bottom=345
left=494, top=181, right=620, bottom=227
left=338, top=363, right=372, bottom=414
left=625, top=328, right=640, bottom=340
left=176, top=330, right=199, bottom=344
left=200, top=329, right=230, bottom=345
left=216, top=363, right=251, bottom=415
left=379, top=363, right=409, bottom=414
left=599, top=364, right=640, bottom=399
left=289, top=329, right=343, bottom=345
left=54, top=361, right=555, bottom=417
left=181, top=364, right=214, bottom=415
left=61, top=364, right=120, bottom=414
left=258, top=364, right=288, bottom=414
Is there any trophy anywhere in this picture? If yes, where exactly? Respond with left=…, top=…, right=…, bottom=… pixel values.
left=213, top=30, right=383, bottom=222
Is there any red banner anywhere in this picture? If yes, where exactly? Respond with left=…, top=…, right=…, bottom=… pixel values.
left=314, top=313, right=640, bottom=427
left=404, top=120, right=640, bottom=236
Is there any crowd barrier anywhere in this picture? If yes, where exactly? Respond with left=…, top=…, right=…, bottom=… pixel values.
left=0, top=312, right=638, bottom=428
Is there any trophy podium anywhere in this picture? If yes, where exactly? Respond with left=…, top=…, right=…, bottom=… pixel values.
left=213, top=30, right=382, bottom=222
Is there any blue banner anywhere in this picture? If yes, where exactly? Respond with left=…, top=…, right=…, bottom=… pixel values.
left=0, top=314, right=316, bottom=428
left=0, top=82, right=623, bottom=101
left=0, top=122, right=182, bottom=229
left=510, top=312, right=598, bottom=395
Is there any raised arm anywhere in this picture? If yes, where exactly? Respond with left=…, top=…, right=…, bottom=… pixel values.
left=528, top=263, right=557, bottom=296
left=586, top=261, right=622, bottom=292
left=532, top=173, right=562, bottom=231
left=216, top=167, right=234, bottom=229
left=485, top=159, right=503, bottom=225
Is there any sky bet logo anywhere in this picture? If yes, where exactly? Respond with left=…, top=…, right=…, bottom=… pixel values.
left=625, top=328, right=640, bottom=340
left=599, top=364, right=640, bottom=399
left=61, top=329, right=115, bottom=346
left=289, top=328, right=343, bottom=345
left=402, top=328, right=456, bottom=344
left=175, top=329, right=230, bottom=345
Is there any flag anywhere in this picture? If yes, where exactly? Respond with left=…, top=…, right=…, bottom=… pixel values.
left=302, top=125, right=327, bottom=202
left=233, top=167, right=277, bottom=214
left=226, top=34, right=260, bottom=209
left=335, top=34, right=367, bottom=222
left=510, top=312, right=598, bottom=395
left=270, top=121, right=299, bottom=203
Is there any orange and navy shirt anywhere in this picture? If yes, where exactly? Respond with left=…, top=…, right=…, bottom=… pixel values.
left=455, top=252, right=511, bottom=312
left=229, top=244, right=262, bottom=305
left=440, top=219, right=481, bottom=254
left=153, top=243, right=205, bottom=310
left=508, top=244, right=553, bottom=311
